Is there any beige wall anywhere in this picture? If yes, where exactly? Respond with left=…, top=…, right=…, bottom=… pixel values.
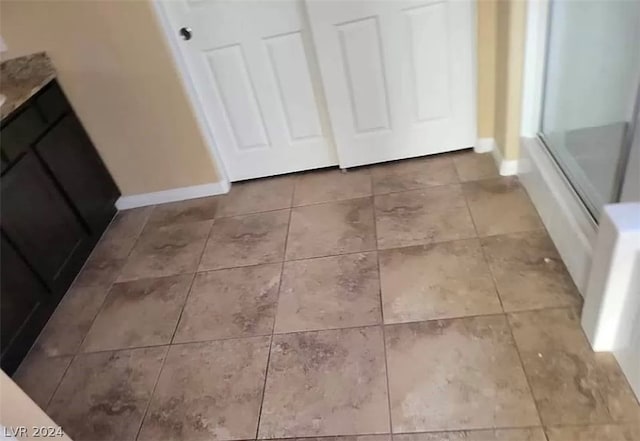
left=494, top=0, right=527, bottom=160
left=476, top=0, right=498, bottom=139
left=476, top=0, right=526, bottom=160
left=0, top=0, right=220, bottom=196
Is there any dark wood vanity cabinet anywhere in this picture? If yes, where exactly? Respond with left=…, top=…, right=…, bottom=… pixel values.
left=0, top=80, right=120, bottom=373
left=0, top=236, right=51, bottom=372
left=35, top=113, right=118, bottom=233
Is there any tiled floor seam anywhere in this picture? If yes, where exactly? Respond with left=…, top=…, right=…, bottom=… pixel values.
left=253, top=424, right=551, bottom=439
left=135, top=220, right=213, bottom=440
left=461, top=184, right=508, bottom=314
left=170, top=219, right=217, bottom=346
left=41, top=353, right=75, bottom=413
left=217, top=175, right=520, bottom=219
left=372, top=187, right=395, bottom=434
left=504, top=310, right=546, bottom=428
left=133, top=345, right=170, bottom=441
left=72, top=305, right=596, bottom=357
left=255, top=200, right=294, bottom=438
left=466, top=196, right=546, bottom=427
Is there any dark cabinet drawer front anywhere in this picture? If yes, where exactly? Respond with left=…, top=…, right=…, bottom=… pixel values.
left=1, top=151, right=88, bottom=286
left=0, top=106, right=47, bottom=161
left=35, top=82, right=69, bottom=124
left=36, top=114, right=119, bottom=231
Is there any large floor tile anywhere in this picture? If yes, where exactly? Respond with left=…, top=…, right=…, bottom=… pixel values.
left=275, top=252, right=381, bottom=333
left=146, top=196, right=218, bottom=228
left=452, top=151, right=499, bottom=182
left=174, top=264, right=281, bottom=343
left=385, top=316, right=539, bottom=432
left=393, top=428, right=546, bottom=441
left=259, top=327, right=389, bottom=438
left=81, top=275, right=192, bottom=352
left=379, top=240, right=501, bottom=323
left=375, top=185, right=476, bottom=249
left=199, top=210, right=289, bottom=271
left=35, top=285, right=110, bottom=356
left=463, top=177, right=542, bottom=236
left=481, top=231, right=581, bottom=311
left=13, top=351, right=72, bottom=409
left=138, top=337, right=270, bottom=441
left=90, top=207, right=153, bottom=262
left=293, top=168, right=372, bottom=206
left=118, top=221, right=212, bottom=281
left=217, top=176, right=294, bottom=217
left=47, top=346, right=166, bottom=441
left=508, top=308, right=640, bottom=426
left=286, top=198, right=376, bottom=260
left=545, top=424, right=640, bottom=441
left=371, top=155, right=458, bottom=195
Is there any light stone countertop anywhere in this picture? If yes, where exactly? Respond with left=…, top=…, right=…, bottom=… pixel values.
left=1, top=52, right=56, bottom=121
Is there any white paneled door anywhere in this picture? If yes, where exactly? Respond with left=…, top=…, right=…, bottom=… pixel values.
left=162, top=0, right=338, bottom=181
left=160, top=0, right=475, bottom=178
left=305, top=0, right=476, bottom=167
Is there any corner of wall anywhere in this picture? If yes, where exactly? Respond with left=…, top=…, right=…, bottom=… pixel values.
left=492, top=0, right=527, bottom=162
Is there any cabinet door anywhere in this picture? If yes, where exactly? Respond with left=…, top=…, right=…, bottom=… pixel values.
left=35, top=114, right=119, bottom=232
left=0, top=235, right=51, bottom=374
left=1, top=150, right=89, bottom=290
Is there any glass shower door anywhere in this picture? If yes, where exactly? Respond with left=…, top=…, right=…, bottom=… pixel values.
left=540, top=0, right=640, bottom=219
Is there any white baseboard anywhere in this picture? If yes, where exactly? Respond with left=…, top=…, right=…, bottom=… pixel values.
left=115, top=180, right=231, bottom=210
left=474, top=138, right=495, bottom=153
left=491, top=142, right=519, bottom=176
left=475, top=137, right=518, bottom=176
left=518, top=137, right=597, bottom=295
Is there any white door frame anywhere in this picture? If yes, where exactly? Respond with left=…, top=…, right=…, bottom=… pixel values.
left=152, top=0, right=478, bottom=189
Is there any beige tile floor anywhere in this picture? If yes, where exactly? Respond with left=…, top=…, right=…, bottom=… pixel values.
left=13, top=151, right=640, bottom=441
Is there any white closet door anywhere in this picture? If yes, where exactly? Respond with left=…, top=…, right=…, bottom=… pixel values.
left=305, top=0, right=476, bottom=168
left=163, top=0, right=337, bottom=181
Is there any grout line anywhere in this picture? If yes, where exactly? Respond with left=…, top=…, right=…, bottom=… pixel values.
left=134, top=219, right=214, bottom=441
left=255, top=202, right=293, bottom=438
left=255, top=334, right=274, bottom=439
left=462, top=184, right=547, bottom=429
left=504, top=311, right=546, bottom=429
left=73, top=306, right=589, bottom=357
left=372, top=185, right=396, bottom=434
left=171, top=218, right=216, bottom=343
left=41, top=353, right=75, bottom=412
left=505, top=317, right=546, bottom=430
left=212, top=170, right=510, bottom=219
left=134, top=345, right=170, bottom=441
left=254, top=424, right=552, bottom=440
left=462, top=186, right=507, bottom=314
